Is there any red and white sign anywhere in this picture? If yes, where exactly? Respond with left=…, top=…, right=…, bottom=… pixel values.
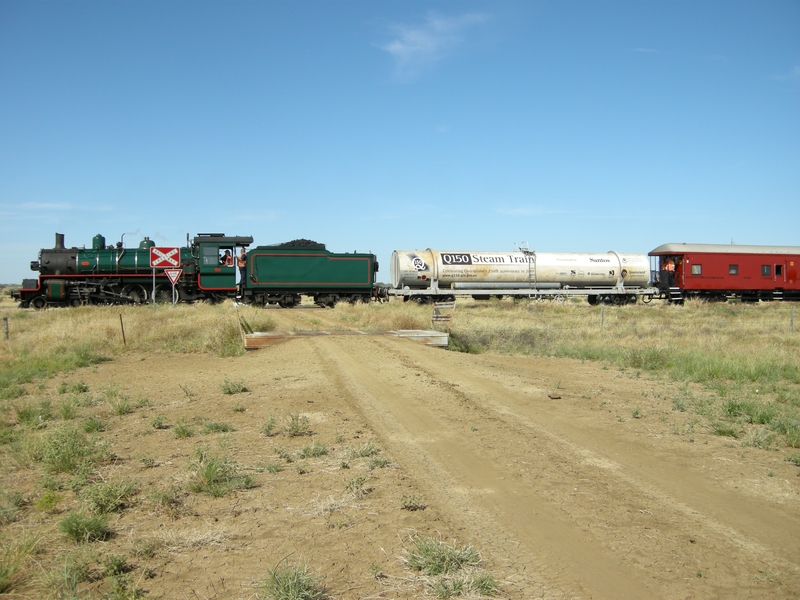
left=150, top=247, right=180, bottom=268
left=164, top=269, right=182, bottom=285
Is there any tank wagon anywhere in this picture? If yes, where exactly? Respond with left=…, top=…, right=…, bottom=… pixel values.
left=12, top=233, right=379, bottom=309
left=650, top=243, right=800, bottom=303
left=390, top=248, right=655, bottom=304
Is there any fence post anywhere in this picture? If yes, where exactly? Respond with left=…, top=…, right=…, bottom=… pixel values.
left=600, top=306, right=605, bottom=331
left=3, top=317, right=7, bottom=341
left=119, top=314, right=127, bottom=346
left=792, top=306, right=795, bottom=334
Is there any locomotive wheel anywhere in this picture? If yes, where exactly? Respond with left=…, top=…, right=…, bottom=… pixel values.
left=154, top=285, right=173, bottom=303
left=122, top=285, right=147, bottom=304
left=31, top=296, right=47, bottom=310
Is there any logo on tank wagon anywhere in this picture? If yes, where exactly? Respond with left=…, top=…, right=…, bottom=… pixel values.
left=411, top=256, right=428, bottom=271
left=441, top=253, right=472, bottom=265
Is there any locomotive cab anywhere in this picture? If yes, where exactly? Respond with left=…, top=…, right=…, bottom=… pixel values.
left=193, top=234, right=253, bottom=299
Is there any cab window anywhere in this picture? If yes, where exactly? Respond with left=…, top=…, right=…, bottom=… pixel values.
left=202, top=247, right=218, bottom=267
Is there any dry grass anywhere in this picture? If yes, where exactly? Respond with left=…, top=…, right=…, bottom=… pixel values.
left=0, top=300, right=275, bottom=399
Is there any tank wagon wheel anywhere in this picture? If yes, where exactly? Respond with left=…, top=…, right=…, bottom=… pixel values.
left=31, top=296, right=48, bottom=310
left=122, top=285, right=147, bottom=305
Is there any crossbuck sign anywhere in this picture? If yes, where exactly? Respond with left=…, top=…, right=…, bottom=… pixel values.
left=150, top=247, right=180, bottom=268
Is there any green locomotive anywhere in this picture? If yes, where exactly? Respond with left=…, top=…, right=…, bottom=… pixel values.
left=13, top=233, right=380, bottom=309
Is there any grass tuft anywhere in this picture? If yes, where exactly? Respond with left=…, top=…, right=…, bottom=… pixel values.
left=59, top=512, right=111, bottom=543
left=188, top=453, right=254, bottom=497
left=79, top=478, right=137, bottom=514
left=260, top=563, right=324, bottom=600
left=404, top=536, right=480, bottom=576
left=282, top=413, right=310, bottom=437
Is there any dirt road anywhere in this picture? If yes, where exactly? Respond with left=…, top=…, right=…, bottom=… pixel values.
left=264, top=307, right=800, bottom=598
left=47, top=306, right=799, bottom=599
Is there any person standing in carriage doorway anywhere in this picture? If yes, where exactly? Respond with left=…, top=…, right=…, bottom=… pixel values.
left=237, top=248, right=247, bottom=295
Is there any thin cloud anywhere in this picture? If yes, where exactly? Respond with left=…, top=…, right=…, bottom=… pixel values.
left=632, top=47, right=658, bottom=54
left=770, top=65, right=800, bottom=81
left=495, top=206, right=565, bottom=216
left=12, top=202, right=113, bottom=211
left=17, top=202, right=77, bottom=210
left=379, top=12, right=489, bottom=81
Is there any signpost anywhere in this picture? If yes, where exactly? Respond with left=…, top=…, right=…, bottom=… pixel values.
left=149, top=247, right=180, bottom=306
left=164, top=269, right=182, bottom=306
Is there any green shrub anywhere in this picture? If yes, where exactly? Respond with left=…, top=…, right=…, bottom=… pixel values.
left=82, top=416, right=106, bottom=433
left=260, top=563, right=324, bottom=600
left=188, top=454, right=253, bottom=497
left=201, top=421, right=235, bottom=434
left=404, top=536, right=480, bottom=576
left=33, top=426, right=106, bottom=474
left=283, top=413, right=310, bottom=437
left=35, top=490, right=64, bottom=513
left=173, top=418, right=194, bottom=438
left=298, top=441, right=328, bottom=459
left=220, top=378, right=249, bottom=395
left=710, top=422, right=740, bottom=438
left=79, top=479, right=137, bottom=514
left=0, top=535, right=38, bottom=593
left=59, top=512, right=111, bottom=543
left=348, top=442, right=379, bottom=459
left=0, top=490, right=24, bottom=524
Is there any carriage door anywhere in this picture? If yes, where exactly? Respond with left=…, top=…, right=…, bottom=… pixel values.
left=198, top=243, right=236, bottom=291
left=775, top=262, right=786, bottom=284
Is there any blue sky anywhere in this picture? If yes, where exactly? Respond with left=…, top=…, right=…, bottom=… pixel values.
left=1, top=0, right=798, bottom=284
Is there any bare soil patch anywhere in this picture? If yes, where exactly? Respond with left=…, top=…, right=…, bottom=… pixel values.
left=3, top=305, right=799, bottom=599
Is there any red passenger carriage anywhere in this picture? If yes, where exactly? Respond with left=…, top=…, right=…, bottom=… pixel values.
left=649, top=243, right=800, bottom=303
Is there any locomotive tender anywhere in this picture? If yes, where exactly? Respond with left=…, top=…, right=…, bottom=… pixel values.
left=12, top=233, right=379, bottom=309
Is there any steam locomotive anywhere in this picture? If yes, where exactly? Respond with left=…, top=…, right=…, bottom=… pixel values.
left=12, top=233, right=379, bottom=309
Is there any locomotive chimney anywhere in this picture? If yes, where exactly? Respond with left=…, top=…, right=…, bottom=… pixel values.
left=55, top=233, right=65, bottom=250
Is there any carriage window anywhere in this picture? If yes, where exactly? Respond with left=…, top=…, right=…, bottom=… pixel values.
left=776, top=265, right=783, bottom=276
left=761, top=265, right=771, bottom=276
left=691, top=264, right=702, bottom=276
left=728, top=265, right=738, bottom=275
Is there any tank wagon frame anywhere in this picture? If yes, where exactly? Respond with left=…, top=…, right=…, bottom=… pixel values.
left=389, top=248, right=659, bottom=304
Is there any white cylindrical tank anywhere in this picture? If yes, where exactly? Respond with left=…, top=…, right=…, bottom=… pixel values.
left=390, top=249, right=650, bottom=290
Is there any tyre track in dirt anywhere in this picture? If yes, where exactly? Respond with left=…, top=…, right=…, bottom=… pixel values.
left=311, top=335, right=656, bottom=599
